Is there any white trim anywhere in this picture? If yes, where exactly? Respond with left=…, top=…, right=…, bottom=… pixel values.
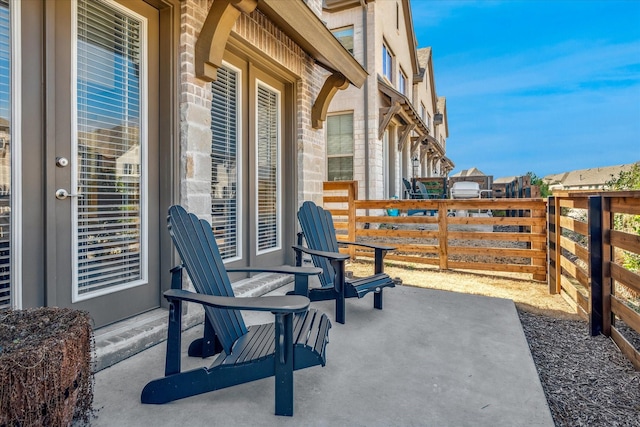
left=219, top=60, right=243, bottom=264
left=10, top=0, right=22, bottom=309
left=71, top=0, right=149, bottom=302
left=255, top=79, right=282, bottom=256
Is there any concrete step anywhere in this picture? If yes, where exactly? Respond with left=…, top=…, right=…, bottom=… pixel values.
left=94, top=272, right=293, bottom=372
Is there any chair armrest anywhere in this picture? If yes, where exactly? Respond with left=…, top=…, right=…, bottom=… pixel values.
left=292, top=245, right=350, bottom=261
left=164, top=289, right=310, bottom=313
left=226, top=265, right=322, bottom=276
left=338, top=241, right=395, bottom=251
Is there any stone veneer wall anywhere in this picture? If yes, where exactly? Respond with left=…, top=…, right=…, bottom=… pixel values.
left=179, top=0, right=328, bottom=220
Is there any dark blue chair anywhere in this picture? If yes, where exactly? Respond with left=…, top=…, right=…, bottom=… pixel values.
left=291, top=201, right=396, bottom=324
left=141, top=205, right=331, bottom=416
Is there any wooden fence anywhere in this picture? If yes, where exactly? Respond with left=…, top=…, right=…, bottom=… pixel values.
left=548, top=191, right=640, bottom=369
left=323, top=181, right=547, bottom=281
left=323, top=182, right=640, bottom=368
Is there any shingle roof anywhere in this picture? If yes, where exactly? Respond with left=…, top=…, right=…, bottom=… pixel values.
left=451, top=167, right=486, bottom=177
left=543, top=162, right=639, bottom=188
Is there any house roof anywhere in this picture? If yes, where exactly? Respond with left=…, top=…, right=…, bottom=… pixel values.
left=493, top=176, right=520, bottom=184
left=543, top=162, right=639, bottom=188
left=258, top=0, right=367, bottom=87
left=415, top=47, right=438, bottom=113
left=451, top=167, right=486, bottom=177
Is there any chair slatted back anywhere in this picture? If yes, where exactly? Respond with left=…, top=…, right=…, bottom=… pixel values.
left=402, top=178, right=412, bottom=196
left=167, top=205, right=247, bottom=355
left=416, top=181, right=430, bottom=198
left=297, top=201, right=339, bottom=288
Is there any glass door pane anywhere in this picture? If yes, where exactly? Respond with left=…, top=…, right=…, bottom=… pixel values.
left=0, top=0, right=11, bottom=309
left=211, top=65, right=241, bottom=261
left=74, top=0, right=147, bottom=300
left=256, top=82, right=280, bottom=254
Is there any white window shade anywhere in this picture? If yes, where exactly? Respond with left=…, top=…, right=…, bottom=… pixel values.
left=256, top=83, right=280, bottom=253
left=0, top=0, right=11, bottom=310
left=74, top=0, right=147, bottom=298
left=211, top=65, right=241, bottom=261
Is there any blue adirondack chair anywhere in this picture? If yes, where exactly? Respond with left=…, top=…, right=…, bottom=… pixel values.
left=403, top=178, right=428, bottom=215
left=291, top=201, right=396, bottom=324
left=141, top=205, right=331, bottom=416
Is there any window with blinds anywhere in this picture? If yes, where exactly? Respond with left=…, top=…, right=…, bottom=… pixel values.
left=327, top=113, right=354, bottom=181
left=0, top=0, right=11, bottom=310
left=256, top=82, right=280, bottom=253
left=211, top=65, right=240, bottom=261
left=74, top=0, right=147, bottom=298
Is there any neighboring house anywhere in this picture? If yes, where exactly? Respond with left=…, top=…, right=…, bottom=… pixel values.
left=322, top=0, right=453, bottom=200
left=0, top=0, right=366, bottom=360
left=543, top=163, right=639, bottom=191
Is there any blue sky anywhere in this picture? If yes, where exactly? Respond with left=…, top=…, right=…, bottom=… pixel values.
left=410, top=0, right=640, bottom=179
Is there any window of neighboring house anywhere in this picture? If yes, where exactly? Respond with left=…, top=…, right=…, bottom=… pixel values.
left=420, top=103, right=426, bottom=121
left=398, top=69, right=407, bottom=95
left=327, top=113, right=354, bottom=181
left=427, top=113, right=432, bottom=130
left=331, top=26, right=354, bottom=55
left=211, top=64, right=242, bottom=261
left=382, top=44, right=392, bottom=82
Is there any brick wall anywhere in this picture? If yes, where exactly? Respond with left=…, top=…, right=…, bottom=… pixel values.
left=179, top=0, right=328, bottom=218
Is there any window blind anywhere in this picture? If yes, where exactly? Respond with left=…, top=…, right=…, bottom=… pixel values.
left=0, top=0, right=10, bottom=310
left=256, top=84, right=279, bottom=252
left=211, top=65, right=240, bottom=260
left=75, top=0, right=145, bottom=296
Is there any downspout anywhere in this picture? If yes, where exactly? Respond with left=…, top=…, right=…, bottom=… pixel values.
left=360, top=0, right=370, bottom=200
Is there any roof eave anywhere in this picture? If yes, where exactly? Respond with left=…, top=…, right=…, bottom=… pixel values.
left=258, top=0, right=368, bottom=88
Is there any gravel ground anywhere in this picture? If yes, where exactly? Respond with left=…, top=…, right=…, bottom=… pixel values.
left=518, top=310, right=640, bottom=427
left=347, top=260, right=640, bottom=426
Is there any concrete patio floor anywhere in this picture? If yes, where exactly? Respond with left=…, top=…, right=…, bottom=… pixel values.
left=92, top=284, right=554, bottom=426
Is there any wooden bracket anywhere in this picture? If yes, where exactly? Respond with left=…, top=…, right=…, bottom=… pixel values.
left=378, top=104, right=402, bottom=140
left=311, top=73, right=349, bottom=129
left=397, top=123, right=416, bottom=151
left=410, top=135, right=426, bottom=157
left=195, top=0, right=258, bottom=82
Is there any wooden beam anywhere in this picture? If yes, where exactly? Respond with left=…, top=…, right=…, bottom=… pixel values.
left=311, top=73, right=349, bottom=129
left=195, top=0, right=258, bottom=82
left=397, top=123, right=416, bottom=151
left=378, top=104, right=402, bottom=139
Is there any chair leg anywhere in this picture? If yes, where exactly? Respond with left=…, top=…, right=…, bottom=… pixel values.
left=164, top=299, right=182, bottom=376
left=374, top=289, right=383, bottom=310
left=188, top=315, right=223, bottom=358
left=332, top=259, right=346, bottom=324
left=336, top=292, right=346, bottom=324
left=274, top=313, right=294, bottom=416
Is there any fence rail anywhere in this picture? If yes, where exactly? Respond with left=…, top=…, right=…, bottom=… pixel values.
left=323, top=181, right=547, bottom=281
left=549, top=191, right=640, bottom=369
left=323, top=182, right=640, bottom=369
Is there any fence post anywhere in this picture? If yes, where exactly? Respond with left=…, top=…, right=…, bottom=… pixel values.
left=532, top=203, right=547, bottom=282
left=348, top=181, right=357, bottom=260
left=588, top=195, right=604, bottom=336
left=554, top=195, right=562, bottom=294
left=438, top=201, right=448, bottom=270
left=547, top=196, right=556, bottom=293
left=601, top=196, right=612, bottom=337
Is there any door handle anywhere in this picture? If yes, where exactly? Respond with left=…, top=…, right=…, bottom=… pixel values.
left=55, top=189, right=82, bottom=200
